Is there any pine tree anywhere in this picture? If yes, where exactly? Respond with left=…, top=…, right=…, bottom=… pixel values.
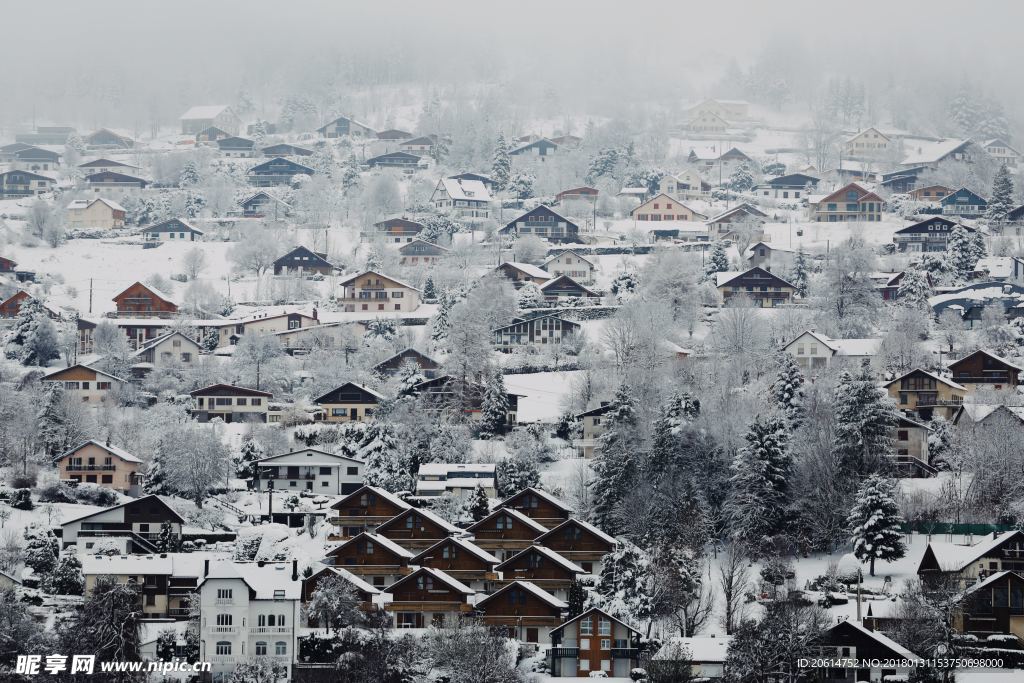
left=37, top=381, right=67, bottom=459
left=944, top=224, right=977, bottom=284
left=495, top=453, right=540, bottom=498
left=831, top=361, right=900, bottom=476
left=23, top=525, right=58, bottom=578
left=43, top=550, right=85, bottom=595
left=235, top=436, right=266, bottom=479
left=431, top=294, right=453, bottom=342
left=589, top=384, right=642, bottom=535
left=896, top=269, right=932, bottom=311
left=340, top=153, right=361, bottom=191
left=4, top=298, right=60, bottom=365
left=516, top=282, right=543, bottom=309
left=479, top=369, right=510, bottom=438
left=361, top=423, right=410, bottom=493
left=422, top=275, right=437, bottom=302
left=464, top=483, right=490, bottom=522
left=727, top=416, right=791, bottom=555
left=791, top=249, right=810, bottom=297
left=848, top=475, right=906, bottom=576
left=179, top=161, right=201, bottom=187
left=594, top=540, right=653, bottom=625
left=492, top=134, right=511, bottom=191
left=156, top=521, right=177, bottom=553
left=771, top=352, right=805, bottom=426
left=587, top=147, right=620, bottom=183
left=729, top=164, right=755, bottom=192
left=703, top=242, right=731, bottom=281
left=986, top=164, right=1014, bottom=222
left=566, top=579, right=587, bottom=618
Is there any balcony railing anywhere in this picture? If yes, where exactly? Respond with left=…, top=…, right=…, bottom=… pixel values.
left=66, top=464, right=116, bottom=472
left=259, top=472, right=317, bottom=480
left=549, top=647, right=580, bottom=658
left=168, top=608, right=191, bottom=618
left=952, top=375, right=1014, bottom=384
left=251, top=626, right=291, bottom=634
left=916, top=397, right=964, bottom=407
left=211, top=626, right=238, bottom=634
left=612, top=648, right=640, bottom=659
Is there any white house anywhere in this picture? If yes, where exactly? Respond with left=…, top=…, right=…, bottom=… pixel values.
left=253, top=448, right=364, bottom=495
left=416, top=463, right=496, bottom=500
left=782, top=330, right=881, bottom=371
left=541, top=250, right=596, bottom=285
left=197, top=560, right=302, bottom=682
left=430, top=178, right=491, bottom=219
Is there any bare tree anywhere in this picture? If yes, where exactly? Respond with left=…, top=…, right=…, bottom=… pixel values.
left=718, top=546, right=752, bottom=635
left=181, top=247, right=207, bottom=280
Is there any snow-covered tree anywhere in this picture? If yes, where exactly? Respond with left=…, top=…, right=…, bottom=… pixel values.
left=831, top=361, right=900, bottom=476
left=771, top=352, right=805, bottom=426
left=491, top=134, right=511, bottom=191
left=848, top=475, right=906, bottom=576
left=431, top=293, right=453, bottom=344
left=68, top=576, right=143, bottom=665
left=23, top=524, right=59, bottom=578
left=43, top=550, right=85, bottom=595
left=610, top=270, right=640, bottom=301
left=479, top=369, right=510, bottom=438
left=703, top=242, right=731, bottom=282
left=728, top=163, right=755, bottom=192
left=727, top=416, right=791, bottom=554
left=790, top=249, right=810, bottom=297
left=422, top=275, right=438, bottom=302
left=495, top=453, right=540, bottom=498
left=179, top=161, right=201, bottom=187
left=464, top=483, right=491, bottom=522
left=306, top=572, right=364, bottom=632
left=896, top=269, right=933, bottom=311
left=987, top=164, right=1014, bottom=222
left=587, top=147, right=621, bottom=183
left=589, top=384, right=642, bottom=535
left=516, top=281, right=543, bottom=309
left=235, top=435, right=266, bottom=479
left=362, top=423, right=410, bottom=493
left=594, top=540, right=653, bottom=626
left=945, top=224, right=977, bottom=284
left=37, top=381, right=69, bottom=459
left=4, top=297, right=60, bottom=365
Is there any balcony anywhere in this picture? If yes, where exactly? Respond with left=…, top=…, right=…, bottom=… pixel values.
left=251, top=626, right=292, bottom=634
left=211, top=626, right=238, bottom=634
left=612, top=648, right=640, bottom=659
left=952, top=375, right=1014, bottom=384
left=915, top=396, right=964, bottom=407
left=168, top=607, right=191, bottom=618
left=66, top=464, right=117, bottom=472
left=549, top=647, right=580, bottom=658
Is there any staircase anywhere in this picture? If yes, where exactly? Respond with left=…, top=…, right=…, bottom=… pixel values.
left=209, top=496, right=249, bottom=520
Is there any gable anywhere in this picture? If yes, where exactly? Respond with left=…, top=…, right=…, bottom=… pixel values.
left=314, top=382, right=382, bottom=405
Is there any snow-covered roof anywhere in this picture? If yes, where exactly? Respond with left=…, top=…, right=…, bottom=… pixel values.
left=67, top=197, right=127, bottom=212
left=950, top=349, right=1024, bottom=373
left=923, top=531, right=1023, bottom=572
left=337, top=270, right=420, bottom=292
left=500, top=486, right=571, bottom=512
left=439, top=177, right=491, bottom=202
left=498, top=261, right=550, bottom=279
left=883, top=368, right=966, bottom=392
left=383, top=507, right=461, bottom=534
left=341, top=531, right=415, bottom=560
left=180, top=105, right=231, bottom=120
left=57, top=438, right=142, bottom=464
left=42, top=364, right=126, bottom=383
left=469, top=506, right=549, bottom=535
left=133, top=331, right=199, bottom=356
left=413, top=535, right=500, bottom=566
left=655, top=636, right=731, bottom=663
left=542, top=250, right=597, bottom=267
left=334, top=485, right=412, bottom=512
left=419, top=463, right=496, bottom=476
left=81, top=552, right=212, bottom=578
left=497, top=545, right=585, bottom=574
left=831, top=619, right=919, bottom=661
left=478, top=580, right=567, bottom=609
left=550, top=606, right=641, bottom=636
left=389, top=566, right=475, bottom=595
left=317, top=566, right=381, bottom=594
left=973, top=256, right=1024, bottom=280
left=901, top=138, right=971, bottom=165
left=201, top=560, right=302, bottom=599
left=255, top=447, right=364, bottom=466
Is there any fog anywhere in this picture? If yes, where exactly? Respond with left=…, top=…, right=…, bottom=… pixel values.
left=3, top=0, right=1023, bottom=136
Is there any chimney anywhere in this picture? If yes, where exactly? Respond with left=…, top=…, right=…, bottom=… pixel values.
left=292, top=559, right=298, bottom=581
left=204, top=559, right=209, bottom=577
left=257, top=560, right=266, bottom=568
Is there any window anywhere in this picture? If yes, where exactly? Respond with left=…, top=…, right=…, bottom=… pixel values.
left=217, top=589, right=232, bottom=600
left=347, top=467, right=358, bottom=476
left=216, top=642, right=231, bottom=655
left=275, top=642, right=287, bottom=656
left=580, top=659, right=590, bottom=671
left=365, top=540, right=374, bottom=555
left=273, top=589, right=285, bottom=599
left=416, top=575, right=435, bottom=591
left=252, top=399, right=262, bottom=406
left=442, top=545, right=454, bottom=559
left=580, top=618, right=593, bottom=636
left=580, top=638, right=591, bottom=650
left=601, top=639, right=611, bottom=650
left=319, top=467, right=331, bottom=475
left=527, top=553, right=542, bottom=569
left=255, top=642, right=267, bottom=656
left=496, top=515, right=513, bottom=530
left=897, top=430, right=909, bottom=441
left=237, top=398, right=248, bottom=406
left=216, top=614, right=232, bottom=626
left=598, top=618, right=611, bottom=636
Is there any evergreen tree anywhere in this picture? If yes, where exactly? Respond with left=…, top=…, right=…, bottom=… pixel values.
left=728, top=163, right=755, bottom=192
left=727, top=416, right=791, bottom=554
left=790, top=249, right=810, bottom=297
left=516, top=281, right=543, bottom=308
left=831, top=361, right=900, bottom=476
left=495, top=453, right=540, bottom=498
left=587, top=147, right=621, bottom=183
left=179, top=161, right=201, bottom=187
left=896, top=269, right=933, bottom=311
left=156, top=521, right=177, bottom=553
left=589, top=384, right=642, bottom=535
left=43, top=550, right=85, bottom=595
left=340, top=153, right=361, bottom=191
left=235, top=435, right=266, bottom=479
left=361, top=423, right=410, bottom=493
left=479, top=369, right=510, bottom=438
left=848, top=475, right=906, bottom=576
left=68, top=576, right=144, bottom=668
left=944, top=224, right=977, bottom=284
left=566, top=579, right=587, bottom=618
left=609, top=270, right=640, bottom=301
left=594, top=540, right=653, bottom=626
left=4, top=297, right=60, bottom=365
left=464, top=483, right=490, bottom=522
left=987, top=164, right=1014, bottom=222
left=703, top=242, right=731, bottom=281
left=36, top=381, right=68, bottom=459
left=23, top=525, right=58, bottom=578
left=969, top=229, right=987, bottom=267
left=771, top=352, right=805, bottom=426
left=422, top=275, right=437, bottom=302
left=491, top=134, right=511, bottom=191
left=431, top=293, right=453, bottom=342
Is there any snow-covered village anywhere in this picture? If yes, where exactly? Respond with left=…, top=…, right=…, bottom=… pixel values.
left=4, top=1, right=1024, bottom=682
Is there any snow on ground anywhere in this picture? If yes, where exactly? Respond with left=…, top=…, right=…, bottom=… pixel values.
left=505, top=370, right=584, bottom=423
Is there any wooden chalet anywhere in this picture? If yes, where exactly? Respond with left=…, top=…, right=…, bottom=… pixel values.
left=189, top=384, right=271, bottom=423
left=375, top=507, right=460, bottom=552
left=399, top=238, right=448, bottom=266
left=956, top=570, right=1024, bottom=638
left=60, top=494, right=181, bottom=553
left=328, top=485, right=412, bottom=540
left=715, top=267, right=796, bottom=308
left=385, top=567, right=476, bottom=628
left=499, top=488, right=572, bottom=529
left=323, top=531, right=414, bottom=588
left=549, top=607, right=642, bottom=677
left=194, top=126, right=231, bottom=143
left=373, top=216, right=425, bottom=242
left=941, top=187, right=987, bottom=218
left=247, top=157, right=314, bottom=187
left=556, top=186, right=598, bottom=203
left=539, top=275, right=601, bottom=303
left=86, top=128, right=134, bottom=149
left=112, top=281, right=178, bottom=318
left=493, top=314, right=581, bottom=351
left=892, top=216, right=969, bottom=253
left=494, top=545, right=584, bottom=600
left=918, top=530, right=1024, bottom=588
left=0, top=169, right=55, bottom=198
left=409, top=537, right=500, bottom=590
left=536, top=518, right=616, bottom=575
left=216, top=136, right=255, bottom=157
left=313, top=382, right=384, bottom=423
left=239, top=191, right=291, bottom=219
left=366, top=151, right=422, bottom=169
left=809, top=183, right=883, bottom=222
left=467, top=507, right=549, bottom=561
left=261, top=143, right=313, bottom=157
left=372, top=348, right=442, bottom=379
left=140, top=217, right=203, bottom=242
left=302, top=566, right=384, bottom=620
left=409, top=375, right=521, bottom=425
left=476, top=580, right=567, bottom=645
left=947, top=350, right=1021, bottom=392
left=272, top=245, right=334, bottom=276
left=317, top=116, right=375, bottom=139
left=495, top=261, right=551, bottom=287
left=500, top=205, right=580, bottom=243
left=811, top=620, right=918, bottom=682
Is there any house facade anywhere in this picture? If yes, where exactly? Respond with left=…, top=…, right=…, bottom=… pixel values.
left=542, top=250, right=596, bottom=284
left=844, top=127, right=891, bottom=157
left=373, top=217, right=424, bottom=243
left=337, top=270, right=421, bottom=313
left=893, top=216, right=968, bottom=253
left=947, top=350, right=1021, bottom=392
left=493, top=314, right=581, bottom=351
left=375, top=507, right=460, bottom=552
left=941, top=187, right=988, bottom=218
left=247, top=158, right=314, bottom=187
left=180, top=105, right=240, bottom=135
left=467, top=507, right=548, bottom=561
left=66, top=197, right=126, bottom=230
left=0, top=170, right=55, bottom=198
left=630, top=193, right=707, bottom=222
left=60, top=495, right=183, bottom=553
left=112, top=281, right=178, bottom=317
left=313, top=382, right=383, bottom=422
left=253, top=448, right=364, bottom=495
left=328, top=485, right=412, bottom=540
left=190, top=384, right=271, bottom=423
left=884, top=369, right=966, bottom=421
left=317, top=116, right=375, bottom=139
left=399, top=238, right=448, bottom=266
left=140, top=218, right=204, bottom=242
left=477, top=581, right=567, bottom=645
left=782, top=330, right=880, bottom=371
left=810, top=183, right=884, bottom=222
left=500, top=205, right=580, bottom=243
left=430, top=178, right=491, bottom=218
left=716, top=267, right=797, bottom=308
left=272, top=246, right=334, bottom=276
left=415, top=463, right=497, bottom=500
left=385, top=567, right=475, bottom=629
left=324, top=532, right=414, bottom=589
left=548, top=608, right=642, bottom=678
left=42, top=364, right=125, bottom=404
left=54, top=440, right=143, bottom=495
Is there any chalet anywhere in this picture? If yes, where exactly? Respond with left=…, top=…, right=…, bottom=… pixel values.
left=536, top=518, right=616, bottom=575
left=366, top=151, right=423, bottom=170
left=189, top=384, right=272, bottom=423
left=239, top=191, right=291, bottom=218
left=253, top=448, right=364, bottom=495
left=448, top=172, right=496, bottom=190
left=205, top=310, right=320, bottom=347
left=811, top=620, right=918, bottom=683
left=76, top=317, right=173, bottom=354
left=653, top=637, right=730, bottom=681
left=891, top=415, right=934, bottom=478
left=272, top=245, right=334, bottom=276
left=844, top=127, right=891, bottom=157
left=783, top=330, right=880, bottom=371
left=947, top=349, right=1021, bottom=392
left=410, top=537, right=500, bottom=591
left=375, top=507, right=460, bottom=552
left=495, top=261, right=551, bottom=287
left=261, top=143, right=313, bottom=157
left=908, top=184, right=954, bottom=202
left=688, top=146, right=752, bottom=174
left=216, top=136, right=256, bottom=157
left=982, top=138, right=1021, bottom=168
left=809, top=183, right=883, bottom=222
left=132, top=331, right=200, bottom=374
left=194, top=126, right=231, bottom=143
left=302, top=566, right=386, bottom=620
left=84, top=171, right=148, bottom=197
left=112, top=281, right=178, bottom=318
left=892, top=216, right=968, bottom=252
left=399, top=136, right=435, bottom=156
left=85, top=128, right=133, bottom=149
left=42, top=364, right=126, bottom=404
left=83, top=554, right=204, bottom=622
left=884, top=369, right=966, bottom=422
left=385, top=567, right=475, bottom=628
left=373, top=348, right=442, bottom=379
left=542, top=250, right=596, bottom=284
left=139, top=217, right=203, bottom=242
left=509, top=138, right=559, bottom=160
left=540, top=275, right=601, bottom=303
left=556, top=186, right=599, bottom=204
left=248, top=157, right=314, bottom=187
left=630, top=193, right=707, bottom=222
left=716, top=267, right=797, bottom=307
left=373, top=216, right=425, bottom=243
left=687, top=98, right=749, bottom=120
left=337, top=270, right=421, bottom=313
left=659, top=170, right=710, bottom=200
left=0, top=291, right=61, bottom=319
left=0, top=256, right=16, bottom=273
left=493, top=314, right=581, bottom=351
left=54, top=440, right=143, bottom=497
left=941, top=187, right=988, bottom=218
left=957, top=570, right=1024, bottom=638
left=415, top=463, right=497, bottom=500
left=11, top=145, right=59, bottom=171
left=399, top=238, right=448, bottom=266
left=376, top=129, right=413, bottom=141
left=574, top=402, right=616, bottom=458
left=756, top=174, right=818, bottom=201
left=548, top=607, right=642, bottom=678
left=880, top=166, right=927, bottom=194
left=745, top=242, right=795, bottom=272
left=0, top=170, right=54, bottom=198
left=918, top=530, right=1024, bottom=588
left=686, top=108, right=729, bottom=133
left=430, top=178, right=491, bottom=218
left=477, top=581, right=567, bottom=645
left=500, top=488, right=572, bottom=529
left=78, top=158, right=140, bottom=175
left=954, top=403, right=1024, bottom=430
left=180, top=105, right=240, bottom=135
left=973, top=256, right=1024, bottom=283
left=0, top=142, right=31, bottom=163
left=66, top=197, right=126, bottom=230
left=15, top=126, right=75, bottom=145
left=550, top=135, right=582, bottom=148
left=901, top=138, right=976, bottom=169
left=410, top=375, right=522, bottom=425
left=313, top=382, right=384, bottom=423
left=328, top=485, right=412, bottom=540
left=870, top=270, right=926, bottom=301
left=706, top=203, right=767, bottom=240
left=317, top=115, right=375, bottom=139
left=500, top=205, right=580, bottom=243
left=467, top=507, right=548, bottom=561
left=60, top=494, right=182, bottom=553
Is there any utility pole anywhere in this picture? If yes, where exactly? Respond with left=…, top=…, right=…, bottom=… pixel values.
left=88, top=279, right=93, bottom=313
